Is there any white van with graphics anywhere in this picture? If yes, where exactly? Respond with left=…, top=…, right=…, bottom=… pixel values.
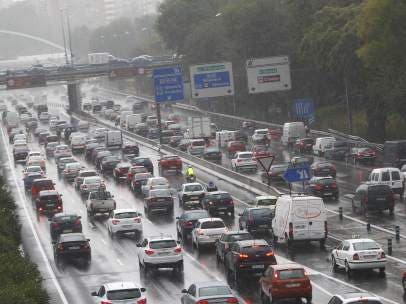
left=272, top=194, right=327, bottom=248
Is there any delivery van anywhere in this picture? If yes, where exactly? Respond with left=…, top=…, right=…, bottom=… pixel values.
left=281, top=122, right=306, bottom=147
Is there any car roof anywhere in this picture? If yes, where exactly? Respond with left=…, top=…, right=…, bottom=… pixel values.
left=235, top=239, right=269, bottom=246
left=39, top=190, right=58, bottom=196
left=256, top=196, right=278, bottom=200
left=270, top=263, right=305, bottom=271
left=194, top=281, right=229, bottom=289
left=184, top=183, right=203, bottom=187
left=338, top=292, right=380, bottom=300
left=114, top=209, right=139, bottom=214
left=198, top=217, right=224, bottom=223
left=344, top=238, right=376, bottom=244
left=105, top=281, right=141, bottom=291
left=59, top=233, right=86, bottom=241
left=207, top=191, right=228, bottom=195
left=148, top=235, right=175, bottom=242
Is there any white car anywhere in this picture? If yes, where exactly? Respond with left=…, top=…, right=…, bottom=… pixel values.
left=231, top=151, right=257, bottom=172
left=54, top=144, right=72, bottom=160
left=252, top=128, right=269, bottom=143
left=328, top=292, right=383, bottom=304
left=107, top=209, right=142, bottom=237
left=22, top=165, right=45, bottom=178
left=178, top=182, right=206, bottom=209
left=13, top=133, right=27, bottom=143
left=137, top=235, right=183, bottom=273
left=91, top=281, right=146, bottom=304
left=25, top=151, right=42, bottom=163
left=191, top=218, right=227, bottom=251
left=26, top=155, right=46, bottom=171
left=80, top=176, right=105, bottom=196
left=331, top=238, right=386, bottom=276
left=141, top=177, right=170, bottom=197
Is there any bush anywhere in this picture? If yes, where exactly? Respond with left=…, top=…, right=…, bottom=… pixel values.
left=0, top=177, right=49, bottom=304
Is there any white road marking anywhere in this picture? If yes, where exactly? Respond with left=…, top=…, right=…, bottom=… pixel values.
left=0, top=126, right=69, bottom=304
left=311, top=281, right=333, bottom=297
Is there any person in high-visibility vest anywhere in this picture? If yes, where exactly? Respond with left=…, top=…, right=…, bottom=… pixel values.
left=185, top=165, right=195, bottom=178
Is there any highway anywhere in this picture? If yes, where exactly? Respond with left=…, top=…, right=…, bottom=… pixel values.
left=1, top=85, right=406, bottom=304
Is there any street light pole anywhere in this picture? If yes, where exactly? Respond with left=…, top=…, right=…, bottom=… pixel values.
left=59, top=8, right=69, bottom=65
left=66, top=8, right=74, bottom=66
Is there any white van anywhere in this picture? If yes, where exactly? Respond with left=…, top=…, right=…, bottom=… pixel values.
left=105, top=130, right=123, bottom=150
left=215, top=130, right=236, bottom=148
left=120, top=111, right=133, bottom=128
left=272, top=194, right=327, bottom=248
left=6, top=112, right=19, bottom=129
left=281, top=122, right=306, bottom=146
left=369, top=167, right=404, bottom=195
left=313, top=137, right=336, bottom=156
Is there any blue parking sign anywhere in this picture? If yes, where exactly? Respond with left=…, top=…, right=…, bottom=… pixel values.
left=153, top=66, right=184, bottom=103
left=292, top=99, right=314, bottom=118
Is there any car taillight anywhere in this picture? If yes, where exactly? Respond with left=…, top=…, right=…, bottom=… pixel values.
left=101, top=301, right=112, bottom=304
left=134, top=217, right=141, bottom=223
left=330, top=183, right=337, bottom=188
left=145, top=249, right=154, bottom=255
left=353, top=253, right=359, bottom=260
left=196, top=300, right=209, bottom=304
left=112, top=219, right=120, bottom=225
left=237, top=159, right=242, bottom=162
left=137, top=299, right=147, bottom=304
left=57, top=205, right=62, bottom=210
left=314, top=184, right=322, bottom=190
left=197, top=229, right=204, bottom=236
left=185, top=221, right=193, bottom=227
left=289, top=222, right=293, bottom=239
left=174, top=247, right=182, bottom=253
left=226, top=298, right=239, bottom=304
left=57, top=244, right=64, bottom=251
left=82, top=243, right=90, bottom=250
left=266, top=251, right=274, bottom=257
left=51, top=222, right=60, bottom=229
left=74, top=219, right=81, bottom=226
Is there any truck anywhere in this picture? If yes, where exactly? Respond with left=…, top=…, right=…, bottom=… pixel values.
left=105, top=130, right=123, bottom=150
left=85, top=190, right=116, bottom=218
left=125, top=114, right=142, bottom=131
left=88, top=52, right=111, bottom=65
left=186, top=117, right=211, bottom=139
left=120, top=111, right=133, bottom=128
left=5, top=112, right=19, bottom=132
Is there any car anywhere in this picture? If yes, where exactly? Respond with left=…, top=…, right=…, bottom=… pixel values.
left=141, top=177, right=169, bottom=197
left=38, top=131, right=50, bottom=145
left=328, top=292, right=383, bottom=304
left=332, top=238, right=387, bottom=277
left=45, top=142, right=59, bottom=157
left=203, top=146, right=222, bottom=162
left=215, top=231, right=253, bottom=263
left=144, top=188, right=174, bottom=214
left=130, top=172, right=153, bottom=194
left=129, top=157, right=153, bottom=174
left=95, top=150, right=112, bottom=169
left=46, top=134, right=59, bottom=145
left=191, top=218, right=227, bottom=251
left=39, top=111, right=51, bottom=122
left=251, top=145, right=272, bottom=159
left=35, top=190, right=63, bottom=215
left=136, top=235, right=183, bottom=273
left=100, top=155, right=121, bottom=174
left=127, top=165, right=148, bottom=183
left=176, top=209, right=210, bottom=240
left=224, top=239, right=276, bottom=286
left=34, top=128, right=47, bottom=137
left=54, top=145, right=72, bottom=160
left=178, top=139, right=190, bottom=151
left=91, top=282, right=146, bottom=304
left=254, top=195, right=278, bottom=209
left=290, top=155, right=313, bottom=168
left=158, top=155, right=182, bottom=175
left=181, top=281, right=239, bottom=304
left=349, top=147, right=376, bottom=165
left=74, top=170, right=98, bottom=190
left=169, top=135, right=183, bottom=147
left=31, top=178, right=55, bottom=200
left=226, top=141, right=246, bottom=158
left=238, top=207, right=273, bottom=234
left=178, top=182, right=206, bottom=209
left=84, top=142, right=100, bottom=161
left=252, top=129, right=270, bottom=144
left=351, top=183, right=395, bottom=215
left=294, top=137, right=314, bottom=153
left=13, top=133, right=26, bottom=143
left=23, top=172, right=43, bottom=191
left=56, top=156, right=76, bottom=172
left=80, top=176, right=105, bottom=197
left=62, top=162, right=83, bottom=181
left=113, top=162, right=131, bottom=181
left=53, top=233, right=91, bottom=265
left=306, top=176, right=339, bottom=200
left=201, top=191, right=234, bottom=217
left=26, top=155, right=46, bottom=171
left=107, top=209, right=142, bottom=238
left=13, top=142, right=29, bottom=162
left=231, top=151, right=257, bottom=172
left=324, top=140, right=350, bottom=160
left=22, top=165, right=45, bottom=178
left=259, top=264, right=312, bottom=304
left=122, top=143, right=139, bottom=157
left=49, top=213, right=82, bottom=241
left=311, top=161, right=336, bottom=177
left=146, top=128, right=159, bottom=140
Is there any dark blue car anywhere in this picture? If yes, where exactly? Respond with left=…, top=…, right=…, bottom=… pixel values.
left=238, top=207, right=273, bottom=234
left=23, top=173, right=43, bottom=191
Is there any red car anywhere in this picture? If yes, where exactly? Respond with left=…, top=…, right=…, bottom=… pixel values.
left=35, top=190, right=63, bottom=215
left=126, top=166, right=148, bottom=183
left=252, top=145, right=272, bottom=159
left=268, top=128, right=282, bottom=140
left=294, top=137, right=314, bottom=153
left=31, top=178, right=55, bottom=200
left=350, top=147, right=376, bottom=164
left=226, top=141, right=246, bottom=158
left=158, top=155, right=182, bottom=175
left=402, top=272, right=406, bottom=292
left=113, top=162, right=132, bottom=181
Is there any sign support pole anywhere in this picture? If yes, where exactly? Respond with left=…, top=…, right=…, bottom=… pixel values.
left=156, top=102, right=162, bottom=146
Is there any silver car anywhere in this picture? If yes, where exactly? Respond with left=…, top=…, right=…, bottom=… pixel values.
left=181, top=281, right=239, bottom=304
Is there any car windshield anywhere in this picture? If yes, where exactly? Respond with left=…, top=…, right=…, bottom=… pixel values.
left=47, top=142, right=58, bottom=148
left=346, top=301, right=382, bottom=304
left=85, top=177, right=101, bottom=184
left=252, top=208, right=273, bottom=217
left=150, top=189, right=171, bottom=197
left=185, top=211, right=208, bottom=220
left=353, top=241, right=380, bottom=251
left=61, top=158, right=75, bottom=163
left=278, top=269, right=305, bottom=280
left=149, top=240, right=176, bottom=249
left=198, top=286, right=231, bottom=297
left=80, top=171, right=97, bottom=177
left=115, top=212, right=139, bottom=219
left=211, top=193, right=231, bottom=200
left=107, top=289, right=141, bottom=300
left=257, top=198, right=277, bottom=206
left=185, top=185, right=203, bottom=192
left=230, top=233, right=252, bottom=241
left=201, top=221, right=225, bottom=229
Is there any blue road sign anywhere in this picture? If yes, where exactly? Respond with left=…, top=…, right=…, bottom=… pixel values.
left=194, top=71, right=231, bottom=90
left=283, top=166, right=311, bottom=183
left=292, top=99, right=314, bottom=118
left=153, top=66, right=184, bottom=103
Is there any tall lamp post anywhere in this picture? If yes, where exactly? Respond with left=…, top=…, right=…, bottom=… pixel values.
left=59, top=8, right=69, bottom=65
left=66, top=8, right=74, bottom=66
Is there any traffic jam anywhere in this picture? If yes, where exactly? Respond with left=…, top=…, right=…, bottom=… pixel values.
left=1, top=88, right=406, bottom=304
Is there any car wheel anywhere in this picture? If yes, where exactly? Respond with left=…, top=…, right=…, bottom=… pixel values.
left=306, top=296, right=312, bottom=303
left=331, top=255, right=338, bottom=271
left=379, top=267, right=386, bottom=277
left=345, top=261, right=352, bottom=276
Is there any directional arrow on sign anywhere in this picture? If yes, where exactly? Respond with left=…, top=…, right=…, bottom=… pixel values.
left=282, top=166, right=311, bottom=183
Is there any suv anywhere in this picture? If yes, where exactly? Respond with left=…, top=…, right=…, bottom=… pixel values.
left=31, top=178, right=55, bottom=200
left=53, top=233, right=91, bottom=265
left=238, top=207, right=273, bottom=234
left=100, top=155, right=121, bottom=173
left=201, top=191, right=234, bottom=217
left=352, top=183, right=394, bottom=215
left=224, top=239, right=276, bottom=286
left=107, top=209, right=142, bottom=238
left=91, top=282, right=146, bottom=304
left=131, top=172, right=152, bottom=194
left=328, top=292, right=383, bottom=304
left=215, top=231, right=253, bottom=263
left=178, top=183, right=206, bottom=209
left=35, top=190, right=63, bottom=215
left=136, top=236, right=183, bottom=273
left=176, top=209, right=210, bottom=240
left=49, top=213, right=82, bottom=241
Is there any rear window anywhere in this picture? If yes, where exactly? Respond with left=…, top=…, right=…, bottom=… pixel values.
left=107, top=289, right=141, bottom=300
left=201, top=221, right=225, bottom=229
left=185, top=211, right=208, bottom=220
left=35, top=180, right=53, bottom=187
left=56, top=215, right=76, bottom=222
left=352, top=241, right=380, bottom=251
left=115, top=212, right=139, bottom=219
left=278, top=269, right=305, bottom=280
left=381, top=171, right=390, bottom=181
left=369, top=185, right=391, bottom=195
left=191, top=140, right=205, bottom=147
left=150, top=189, right=171, bottom=197
left=41, top=195, right=58, bottom=201
left=252, top=208, right=273, bottom=217
left=61, top=234, right=85, bottom=242
left=391, top=171, right=401, bottom=181
left=162, top=156, right=180, bottom=161
left=185, top=184, right=203, bottom=192
left=81, top=171, right=97, bottom=177
left=198, top=286, right=231, bottom=297
left=239, top=153, right=252, bottom=159
left=85, top=177, right=101, bottom=184
left=149, top=240, right=176, bottom=249
left=211, top=193, right=232, bottom=200
left=229, top=233, right=252, bottom=241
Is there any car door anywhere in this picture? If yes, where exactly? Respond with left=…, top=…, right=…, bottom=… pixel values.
left=337, top=241, right=350, bottom=266
left=333, top=241, right=344, bottom=266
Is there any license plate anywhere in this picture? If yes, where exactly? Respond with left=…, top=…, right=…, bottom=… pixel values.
left=69, top=246, right=80, bottom=250
left=46, top=203, right=54, bottom=207
left=252, top=265, right=264, bottom=269
left=364, top=255, right=376, bottom=259
left=99, top=209, right=107, bottom=212
left=170, top=166, right=177, bottom=169
left=259, top=225, right=268, bottom=228
left=286, top=283, right=300, bottom=288
left=158, top=252, right=169, bottom=256
left=123, top=225, right=132, bottom=228
left=190, top=196, right=199, bottom=200
left=218, top=207, right=227, bottom=210
left=62, top=229, right=72, bottom=233
left=376, top=198, right=386, bottom=201
left=157, top=199, right=165, bottom=202
left=324, top=192, right=333, bottom=196
left=322, top=169, right=330, bottom=172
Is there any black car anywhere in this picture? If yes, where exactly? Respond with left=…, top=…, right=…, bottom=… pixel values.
left=100, top=156, right=121, bottom=173
left=176, top=210, right=209, bottom=239
left=53, top=233, right=91, bottom=265
left=130, top=157, right=153, bottom=174
left=238, top=207, right=273, bottom=234
left=352, top=183, right=394, bottom=215
left=201, top=191, right=234, bottom=217
left=224, top=239, right=276, bottom=286
left=203, top=147, right=222, bottom=162
left=63, top=126, right=78, bottom=142
left=122, top=143, right=139, bottom=157
left=306, top=176, right=339, bottom=200
left=131, top=172, right=152, bottom=194
left=311, top=161, right=336, bottom=177
left=105, top=100, right=114, bottom=109
left=85, top=143, right=100, bottom=161
left=215, top=231, right=253, bottom=263
left=49, top=213, right=82, bottom=241
left=169, top=136, right=183, bottom=147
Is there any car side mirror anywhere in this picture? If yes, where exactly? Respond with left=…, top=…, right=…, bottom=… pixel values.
left=181, top=289, right=188, bottom=294
left=140, top=288, right=146, bottom=292
left=91, top=291, right=97, bottom=297
left=87, top=239, right=90, bottom=242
